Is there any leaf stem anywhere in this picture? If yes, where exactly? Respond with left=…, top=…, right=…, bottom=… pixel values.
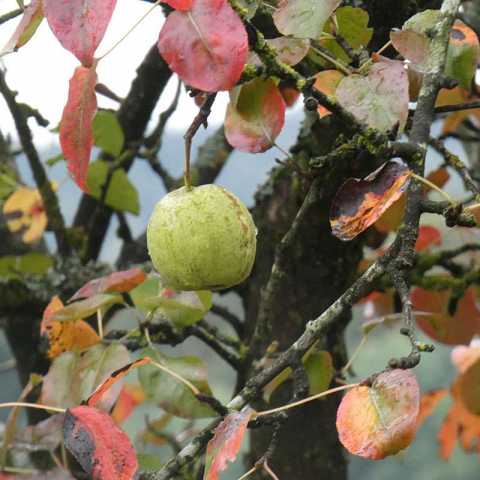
left=0, top=402, right=66, bottom=414
left=465, top=202, right=480, bottom=213
left=263, top=463, right=280, bottom=480
left=149, top=360, right=201, bottom=396
left=2, top=466, right=38, bottom=475
left=238, top=465, right=260, bottom=480
left=357, top=40, right=392, bottom=74
left=310, top=46, right=352, bottom=76
left=254, top=383, right=359, bottom=417
left=97, top=309, right=104, bottom=340
left=341, top=335, right=367, bottom=376
left=411, top=172, right=456, bottom=206
left=96, top=0, right=161, bottom=61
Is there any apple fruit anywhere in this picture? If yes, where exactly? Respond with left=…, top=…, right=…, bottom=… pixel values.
left=147, top=184, right=257, bottom=291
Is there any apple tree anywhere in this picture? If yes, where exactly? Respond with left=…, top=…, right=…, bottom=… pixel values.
left=0, top=0, right=480, bottom=478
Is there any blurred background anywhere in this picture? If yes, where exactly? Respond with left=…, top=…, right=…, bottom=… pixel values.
left=0, top=0, right=479, bottom=478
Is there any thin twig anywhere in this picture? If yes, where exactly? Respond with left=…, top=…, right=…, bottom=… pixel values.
left=434, top=99, right=480, bottom=114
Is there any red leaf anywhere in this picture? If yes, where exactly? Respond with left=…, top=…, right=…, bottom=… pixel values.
left=336, top=369, right=420, bottom=459
left=158, top=0, right=248, bottom=92
left=69, top=268, right=147, bottom=301
left=412, top=288, right=478, bottom=345
left=63, top=406, right=138, bottom=480
left=330, top=161, right=412, bottom=241
left=225, top=77, right=286, bottom=152
left=204, top=409, right=253, bottom=479
left=417, top=389, right=447, bottom=425
left=1, top=0, right=44, bottom=58
left=163, top=0, right=196, bottom=9
left=414, top=226, right=441, bottom=251
left=43, top=0, right=117, bottom=66
left=60, top=65, right=98, bottom=192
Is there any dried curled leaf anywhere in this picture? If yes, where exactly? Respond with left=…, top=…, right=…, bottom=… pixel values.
left=330, top=161, right=411, bottom=241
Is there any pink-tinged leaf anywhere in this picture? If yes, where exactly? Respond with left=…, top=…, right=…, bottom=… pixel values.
left=417, top=389, right=447, bottom=425
left=336, top=369, right=420, bottom=459
left=273, top=0, right=340, bottom=40
left=225, top=77, right=286, bottom=152
left=60, top=65, right=98, bottom=192
left=330, top=161, right=412, bottom=241
left=63, top=406, right=137, bottom=480
left=70, top=269, right=147, bottom=301
left=267, top=37, right=310, bottom=66
left=415, top=226, right=441, bottom=251
left=312, top=70, right=344, bottom=118
left=163, top=0, right=195, bottom=9
left=43, top=0, right=117, bottom=66
left=336, top=60, right=409, bottom=135
left=412, top=288, right=478, bottom=345
left=451, top=340, right=480, bottom=374
left=390, top=28, right=430, bottom=64
left=158, top=0, right=248, bottom=92
left=204, top=408, right=254, bottom=480
left=1, top=0, right=44, bottom=58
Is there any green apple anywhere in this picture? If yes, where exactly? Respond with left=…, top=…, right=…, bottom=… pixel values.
left=147, top=185, right=257, bottom=291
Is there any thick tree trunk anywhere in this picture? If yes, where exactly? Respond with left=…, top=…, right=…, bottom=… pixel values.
left=240, top=115, right=368, bottom=478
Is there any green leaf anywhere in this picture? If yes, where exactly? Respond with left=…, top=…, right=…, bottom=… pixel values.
left=144, top=288, right=213, bottom=327
left=138, top=347, right=216, bottom=418
left=86, top=160, right=139, bottom=214
left=0, top=252, right=52, bottom=279
left=130, top=275, right=163, bottom=314
left=304, top=351, right=334, bottom=395
left=45, top=153, right=65, bottom=166
left=43, top=293, right=123, bottom=322
left=0, top=172, right=17, bottom=200
left=236, top=0, right=259, bottom=20
left=137, top=453, right=164, bottom=471
left=41, top=343, right=131, bottom=410
left=92, top=111, right=124, bottom=157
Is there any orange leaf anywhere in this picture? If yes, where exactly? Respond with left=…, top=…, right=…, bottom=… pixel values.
left=69, top=268, right=147, bottom=301
left=458, top=358, right=480, bottom=415
left=204, top=408, right=254, bottom=479
left=87, top=357, right=151, bottom=408
left=417, top=389, right=447, bottom=425
left=41, top=296, right=101, bottom=359
left=436, top=87, right=480, bottom=134
left=415, top=226, right=441, bottom=252
left=330, top=161, right=412, bottom=241
left=111, top=384, right=148, bottom=424
left=336, top=369, right=420, bottom=459
left=312, top=70, right=344, bottom=118
left=438, top=380, right=480, bottom=460
left=63, top=405, right=138, bottom=479
left=60, top=65, right=98, bottom=192
left=412, top=288, right=478, bottom=345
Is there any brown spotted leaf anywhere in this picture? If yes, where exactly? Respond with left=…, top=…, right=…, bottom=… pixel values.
left=336, top=369, right=420, bottom=459
left=41, top=296, right=101, bottom=359
left=60, top=65, right=98, bottom=192
left=204, top=408, right=254, bottom=480
left=330, top=161, right=412, bottom=241
left=63, top=406, right=137, bottom=480
left=1, top=0, right=44, bottom=58
left=69, top=268, right=147, bottom=301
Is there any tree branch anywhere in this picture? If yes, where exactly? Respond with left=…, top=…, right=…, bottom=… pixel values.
left=0, top=68, right=71, bottom=257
